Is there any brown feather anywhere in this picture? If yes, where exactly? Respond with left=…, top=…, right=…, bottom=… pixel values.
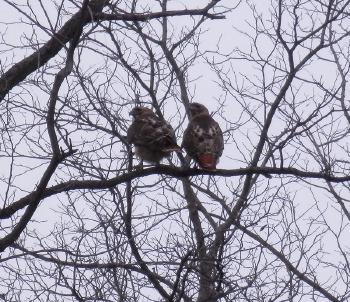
left=128, top=106, right=181, bottom=164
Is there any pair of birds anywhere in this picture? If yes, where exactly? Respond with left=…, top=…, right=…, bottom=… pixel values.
left=127, top=103, right=224, bottom=170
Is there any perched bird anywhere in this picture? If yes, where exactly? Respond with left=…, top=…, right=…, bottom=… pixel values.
left=127, top=106, right=182, bottom=165
left=182, top=102, right=224, bottom=170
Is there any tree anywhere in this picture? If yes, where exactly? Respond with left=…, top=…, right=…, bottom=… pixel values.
left=0, top=0, right=350, bottom=301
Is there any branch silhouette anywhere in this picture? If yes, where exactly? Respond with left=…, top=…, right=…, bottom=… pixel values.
left=0, top=0, right=224, bottom=101
left=1, top=165, right=349, bottom=220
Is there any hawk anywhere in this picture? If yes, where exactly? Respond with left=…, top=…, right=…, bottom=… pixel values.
left=182, top=103, right=224, bottom=170
left=127, top=106, right=181, bottom=165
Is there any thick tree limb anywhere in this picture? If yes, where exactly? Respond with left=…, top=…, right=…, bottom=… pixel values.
left=96, top=10, right=225, bottom=22
left=0, top=0, right=224, bottom=101
left=0, top=0, right=109, bottom=101
left=0, top=0, right=88, bottom=253
left=0, top=165, right=349, bottom=220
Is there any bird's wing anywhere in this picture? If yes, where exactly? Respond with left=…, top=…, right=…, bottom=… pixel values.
left=129, top=117, right=179, bottom=150
left=211, top=120, right=224, bottom=157
left=182, top=121, right=201, bottom=159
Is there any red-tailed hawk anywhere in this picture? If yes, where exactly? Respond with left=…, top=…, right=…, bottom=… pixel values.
left=127, top=106, right=181, bottom=165
left=182, top=103, right=224, bottom=170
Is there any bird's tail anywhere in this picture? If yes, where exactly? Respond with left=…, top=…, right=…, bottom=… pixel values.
left=198, top=153, right=216, bottom=170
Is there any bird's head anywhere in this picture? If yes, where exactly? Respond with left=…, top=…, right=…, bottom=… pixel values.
left=129, top=106, right=154, bottom=119
left=189, top=102, right=209, bottom=118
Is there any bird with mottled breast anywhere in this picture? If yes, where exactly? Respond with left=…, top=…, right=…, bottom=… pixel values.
left=182, top=102, right=224, bottom=170
left=127, top=106, right=182, bottom=165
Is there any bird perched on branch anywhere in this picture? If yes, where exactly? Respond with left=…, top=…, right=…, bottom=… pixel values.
left=127, top=106, right=182, bottom=165
left=182, top=102, right=224, bottom=170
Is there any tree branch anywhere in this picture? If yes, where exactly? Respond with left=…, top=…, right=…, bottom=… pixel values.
left=0, top=0, right=225, bottom=101
left=0, top=0, right=87, bottom=253
left=237, top=223, right=340, bottom=302
left=0, top=165, right=349, bottom=220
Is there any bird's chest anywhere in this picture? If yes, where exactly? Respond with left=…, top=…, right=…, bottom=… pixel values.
left=192, top=125, right=216, bottom=150
left=193, top=124, right=216, bottom=140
